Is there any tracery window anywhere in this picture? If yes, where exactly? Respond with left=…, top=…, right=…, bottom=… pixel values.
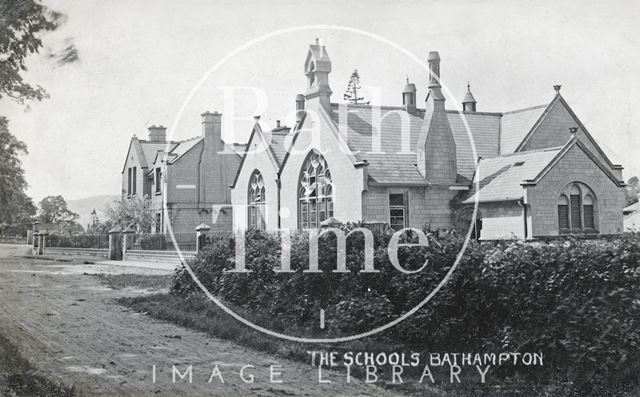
left=298, top=151, right=333, bottom=229
left=248, top=171, right=266, bottom=230
left=558, top=182, right=597, bottom=233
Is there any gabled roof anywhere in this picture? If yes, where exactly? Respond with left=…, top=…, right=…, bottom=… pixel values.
left=167, top=136, right=202, bottom=164
left=462, top=146, right=562, bottom=204
left=463, top=136, right=625, bottom=204
left=500, top=105, right=548, bottom=154
left=326, top=104, right=502, bottom=184
left=121, top=138, right=178, bottom=173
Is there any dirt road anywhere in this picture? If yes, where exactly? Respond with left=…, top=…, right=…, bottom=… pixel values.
left=0, top=245, right=404, bottom=397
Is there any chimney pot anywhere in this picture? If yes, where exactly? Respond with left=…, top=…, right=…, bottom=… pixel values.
left=276, top=120, right=281, bottom=128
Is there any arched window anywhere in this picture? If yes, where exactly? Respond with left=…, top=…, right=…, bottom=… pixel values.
left=248, top=171, right=265, bottom=230
left=298, top=151, right=333, bottom=229
left=557, top=182, right=597, bottom=233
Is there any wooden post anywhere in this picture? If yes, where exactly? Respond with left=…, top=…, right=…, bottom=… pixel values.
left=108, top=227, right=123, bottom=260
left=195, top=223, right=211, bottom=253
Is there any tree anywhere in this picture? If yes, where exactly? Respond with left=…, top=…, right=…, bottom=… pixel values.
left=106, top=196, right=154, bottom=233
left=0, top=0, right=79, bottom=104
left=38, top=195, right=81, bottom=234
left=0, top=117, right=36, bottom=233
left=343, top=69, right=369, bottom=105
left=626, top=176, right=640, bottom=206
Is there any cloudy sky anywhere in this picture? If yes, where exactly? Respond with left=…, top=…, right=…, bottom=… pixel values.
left=3, top=0, right=640, bottom=201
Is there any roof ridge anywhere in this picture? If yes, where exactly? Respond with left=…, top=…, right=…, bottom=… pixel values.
left=480, top=146, right=563, bottom=160
left=446, top=110, right=502, bottom=116
left=502, top=104, right=548, bottom=115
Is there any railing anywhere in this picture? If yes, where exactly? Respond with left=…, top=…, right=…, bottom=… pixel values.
left=0, top=235, right=26, bottom=244
left=47, top=234, right=110, bottom=249
left=130, top=233, right=198, bottom=252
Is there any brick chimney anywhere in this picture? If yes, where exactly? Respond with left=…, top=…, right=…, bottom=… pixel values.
left=417, top=51, right=457, bottom=185
left=148, top=125, right=167, bottom=142
left=201, top=111, right=223, bottom=153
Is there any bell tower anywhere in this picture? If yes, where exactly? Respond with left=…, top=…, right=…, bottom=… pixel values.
left=303, top=38, right=332, bottom=112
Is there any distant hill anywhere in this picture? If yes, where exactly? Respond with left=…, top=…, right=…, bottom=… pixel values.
left=67, top=195, right=120, bottom=230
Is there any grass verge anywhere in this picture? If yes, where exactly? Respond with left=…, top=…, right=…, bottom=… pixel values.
left=0, top=333, right=76, bottom=397
left=93, top=273, right=172, bottom=291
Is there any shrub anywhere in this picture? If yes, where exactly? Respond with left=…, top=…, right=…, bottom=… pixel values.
left=172, top=228, right=640, bottom=395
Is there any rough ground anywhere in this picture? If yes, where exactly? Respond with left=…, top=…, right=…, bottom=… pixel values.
left=0, top=244, right=404, bottom=397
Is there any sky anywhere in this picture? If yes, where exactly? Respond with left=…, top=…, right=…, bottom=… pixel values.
left=2, top=0, right=640, bottom=202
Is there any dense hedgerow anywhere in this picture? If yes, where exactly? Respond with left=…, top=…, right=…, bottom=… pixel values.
left=172, top=227, right=640, bottom=395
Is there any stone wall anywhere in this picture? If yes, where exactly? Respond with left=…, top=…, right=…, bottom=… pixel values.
left=526, top=143, right=624, bottom=236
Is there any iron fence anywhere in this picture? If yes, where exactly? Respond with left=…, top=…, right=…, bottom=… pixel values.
left=130, top=233, right=198, bottom=252
left=47, top=234, right=109, bottom=249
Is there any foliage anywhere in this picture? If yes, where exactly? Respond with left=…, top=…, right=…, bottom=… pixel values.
left=172, top=228, right=640, bottom=396
left=343, top=69, right=368, bottom=104
left=625, top=176, right=639, bottom=206
left=37, top=195, right=81, bottom=234
left=105, top=196, right=153, bottom=233
left=0, top=0, right=78, bottom=104
left=0, top=117, right=36, bottom=234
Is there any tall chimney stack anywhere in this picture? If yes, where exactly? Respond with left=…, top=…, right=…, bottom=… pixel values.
left=201, top=111, right=222, bottom=152
left=148, top=125, right=167, bottom=142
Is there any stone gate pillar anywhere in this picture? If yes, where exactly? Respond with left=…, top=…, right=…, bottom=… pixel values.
left=32, top=232, right=39, bottom=255
left=122, top=227, right=134, bottom=259
left=38, top=232, right=48, bottom=255
left=108, top=227, right=123, bottom=260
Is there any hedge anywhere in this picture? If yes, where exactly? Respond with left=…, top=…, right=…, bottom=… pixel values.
left=172, top=227, right=640, bottom=395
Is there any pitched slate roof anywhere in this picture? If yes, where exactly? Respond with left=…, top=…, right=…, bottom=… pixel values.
left=624, top=201, right=640, bottom=214
left=500, top=105, right=547, bottom=154
left=167, top=136, right=202, bottom=164
left=269, top=131, right=290, bottom=164
left=462, top=147, right=562, bottom=204
left=327, top=104, right=503, bottom=184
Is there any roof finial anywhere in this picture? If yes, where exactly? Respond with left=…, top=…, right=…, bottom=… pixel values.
left=315, top=37, right=319, bottom=45
left=406, top=76, right=409, bottom=84
left=467, top=81, right=471, bottom=91
left=553, top=84, right=562, bottom=93
left=569, top=126, right=578, bottom=136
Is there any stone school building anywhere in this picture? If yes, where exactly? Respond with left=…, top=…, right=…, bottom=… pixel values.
left=123, top=41, right=626, bottom=239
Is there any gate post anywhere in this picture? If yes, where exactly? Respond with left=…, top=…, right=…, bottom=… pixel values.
left=122, top=227, right=134, bottom=259
left=108, top=226, right=123, bottom=260
left=38, top=232, right=48, bottom=255
left=195, top=223, right=211, bottom=253
left=32, top=232, right=39, bottom=255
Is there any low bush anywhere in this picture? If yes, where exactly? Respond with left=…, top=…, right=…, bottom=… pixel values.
left=172, top=228, right=640, bottom=396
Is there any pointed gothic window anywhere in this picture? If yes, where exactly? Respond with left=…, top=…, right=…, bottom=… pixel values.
left=248, top=170, right=266, bottom=230
left=557, top=182, right=597, bottom=234
left=298, top=151, right=333, bottom=229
